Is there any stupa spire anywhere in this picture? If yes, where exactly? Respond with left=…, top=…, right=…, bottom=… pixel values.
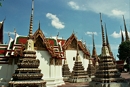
left=100, top=13, right=106, bottom=46
left=92, top=34, right=95, bottom=49
left=92, top=34, right=97, bottom=58
left=76, top=37, right=80, bottom=61
left=120, top=26, right=124, bottom=42
left=105, top=23, right=112, bottom=55
left=100, top=13, right=110, bottom=56
left=28, top=0, right=34, bottom=39
left=123, top=15, right=129, bottom=41
left=105, top=23, right=109, bottom=45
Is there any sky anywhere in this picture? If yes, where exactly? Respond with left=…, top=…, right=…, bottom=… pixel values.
left=0, top=0, right=130, bottom=60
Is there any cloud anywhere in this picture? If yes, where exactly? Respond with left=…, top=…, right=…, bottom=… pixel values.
left=46, top=13, right=65, bottom=29
left=68, top=1, right=86, bottom=11
left=111, top=9, right=125, bottom=16
left=4, top=31, right=15, bottom=35
left=110, top=31, right=121, bottom=38
left=68, top=1, right=79, bottom=10
left=67, top=0, right=129, bottom=19
left=85, top=31, right=97, bottom=36
left=110, top=30, right=130, bottom=38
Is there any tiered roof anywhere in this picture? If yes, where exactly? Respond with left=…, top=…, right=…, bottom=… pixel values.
left=0, top=29, right=89, bottom=64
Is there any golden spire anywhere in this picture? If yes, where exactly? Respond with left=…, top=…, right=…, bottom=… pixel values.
left=64, top=59, right=67, bottom=64
left=100, top=13, right=106, bottom=46
left=76, top=37, right=80, bottom=61
left=100, top=13, right=110, bottom=56
left=105, top=23, right=112, bottom=53
left=92, top=34, right=97, bottom=58
left=28, top=0, right=34, bottom=39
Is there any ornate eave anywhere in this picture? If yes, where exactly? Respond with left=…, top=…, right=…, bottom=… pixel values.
left=33, top=28, right=45, bottom=42
left=62, top=33, right=76, bottom=50
left=33, top=28, right=60, bottom=59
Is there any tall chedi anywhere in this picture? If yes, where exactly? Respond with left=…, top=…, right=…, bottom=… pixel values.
left=91, top=34, right=99, bottom=69
left=104, top=24, right=116, bottom=63
left=87, top=34, right=96, bottom=80
left=62, top=58, right=71, bottom=82
left=69, top=37, right=88, bottom=83
left=9, top=0, right=46, bottom=87
left=89, top=13, right=129, bottom=87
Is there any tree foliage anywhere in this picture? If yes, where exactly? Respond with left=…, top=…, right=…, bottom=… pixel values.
left=118, top=41, right=130, bottom=61
left=0, top=0, right=4, bottom=7
left=0, top=2, right=2, bottom=7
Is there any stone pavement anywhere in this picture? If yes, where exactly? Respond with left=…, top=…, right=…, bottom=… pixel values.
left=121, top=72, right=130, bottom=79
left=58, top=72, right=130, bottom=87
left=58, top=82, right=89, bottom=87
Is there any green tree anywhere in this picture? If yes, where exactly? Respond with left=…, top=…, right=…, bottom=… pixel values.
left=117, top=41, right=130, bottom=61
left=0, top=2, right=2, bottom=7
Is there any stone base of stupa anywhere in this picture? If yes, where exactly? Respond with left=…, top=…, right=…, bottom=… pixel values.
left=63, top=76, right=70, bottom=82
left=45, top=77, right=65, bottom=87
left=9, top=80, right=46, bottom=87
left=89, top=82, right=129, bottom=87
left=69, top=76, right=88, bottom=83
left=87, top=76, right=95, bottom=82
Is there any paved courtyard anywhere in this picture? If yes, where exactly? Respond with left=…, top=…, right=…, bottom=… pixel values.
left=58, top=73, right=130, bottom=87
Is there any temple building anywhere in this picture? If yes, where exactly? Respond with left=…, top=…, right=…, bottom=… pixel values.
left=0, top=0, right=90, bottom=87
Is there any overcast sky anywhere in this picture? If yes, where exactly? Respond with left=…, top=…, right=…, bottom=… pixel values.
left=0, top=0, right=130, bottom=60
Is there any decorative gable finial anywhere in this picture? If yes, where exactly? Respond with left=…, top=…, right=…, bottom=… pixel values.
left=38, top=21, right=41, bottom=30
left=14, top=28, right=16, bottom=36
left=8, top=32, right=10, bottom=39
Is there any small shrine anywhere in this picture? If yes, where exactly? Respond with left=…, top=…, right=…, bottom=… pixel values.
left=69, top=41, right=88, bottom=83
left=87, top=58, right=95, bottom=80
left=62, top=59, right=71, bottom=82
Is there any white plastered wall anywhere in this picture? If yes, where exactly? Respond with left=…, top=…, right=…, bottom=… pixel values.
left=36, top=50, right=50, bottom=79
left=0, top=59, right=17, bottom=85
left=36, top=50, right=64, bottom=86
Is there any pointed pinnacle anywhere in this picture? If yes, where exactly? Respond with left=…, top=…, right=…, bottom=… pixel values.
left=123, top=15, right=129, bottom=41
left=28, top=0, right=34, bottom=39
left=100, top=13, right=106, bottom=46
